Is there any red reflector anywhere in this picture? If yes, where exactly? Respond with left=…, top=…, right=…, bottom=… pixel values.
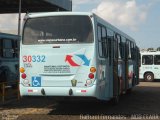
left=81, top=90, right=87, bottom=93
left=28, top=89, right=33, bottom=92
left=21, top=73, right=27, bottom=79
left=88, top=73, right=94, bottom=79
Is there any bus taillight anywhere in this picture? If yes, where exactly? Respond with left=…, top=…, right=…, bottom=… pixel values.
left=20, top=67, right=25, bottom=73
left=88, top=73, right=94, bottom=79
left=21, top=73, right=27, bottom=79
left=90, top=67, right=96, bottom=73
left=86, top=80, right=92, bottom=85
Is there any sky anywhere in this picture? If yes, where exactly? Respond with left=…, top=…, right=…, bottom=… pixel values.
left=72, top=0, right=160, bottom=49
left=0, top=0, right=160, bottom=49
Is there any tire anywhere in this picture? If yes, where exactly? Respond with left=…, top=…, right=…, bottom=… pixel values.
left=144, top=73, right=154, bottom=82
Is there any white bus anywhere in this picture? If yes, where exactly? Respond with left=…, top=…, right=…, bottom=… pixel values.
left=19, top=12, right=139, bottom=103
left=139, top=50, right=160, bottom=81
left=0, top=33, right=19, bottom=86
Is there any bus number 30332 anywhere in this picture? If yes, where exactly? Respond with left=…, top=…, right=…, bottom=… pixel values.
left=23, top=55, right=46, bottom=63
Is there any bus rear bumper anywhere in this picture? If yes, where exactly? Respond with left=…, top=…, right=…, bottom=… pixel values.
left=19, top=84, right=97, bottom=98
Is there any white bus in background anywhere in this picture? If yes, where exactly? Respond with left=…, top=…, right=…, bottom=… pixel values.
left=139, top=50, right=160, bottom=82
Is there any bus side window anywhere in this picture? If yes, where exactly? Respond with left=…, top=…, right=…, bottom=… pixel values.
left=142, top=55, right=153, bottom=65
left=129, top=41, right=132, bottom=59
left=116, top=34, right=121, bottom=59
left=98, top=25, right=107, bottom=58
left=3, top=39, right=14, bottom=58
left=126, top=40, right=131, bottom=59
left=121, top=37, right=126, bottom=60
left=98, top=26, right=102, bottom=57
left=154, top=55, right=160, bottom=65
left=102, top=27, right=107, bottom=57
left=107, top=29, right=114, bottom=65
left=131, top=42, right=135, bottom=60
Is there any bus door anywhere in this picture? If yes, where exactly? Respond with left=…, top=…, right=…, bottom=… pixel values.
left=135, top=47, right=140, bottom=85
left=117, top=35, right=123, bottom=94
left=107, top=29, right=114, bottom=98
left=127, top=40, right=134, bottom=89
left=125, top=40, right=129, bottom=90
left=97, top=25, right=108, bottom=99
left=121, top=37, right=127, bottom=92
left=131, top=42, right=137, bottom=87
left=113, top=34, right=119, bottom=97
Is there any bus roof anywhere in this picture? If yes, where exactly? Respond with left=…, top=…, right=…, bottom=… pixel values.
left=0, top=32, right=20, bottom=40
left=25, top=12, right=135, bottom=44
left=25, top=12, right=92, bottom=18
left=94, top=14, right=135, bottom=43
left=140, top=51, right=160, bottom=55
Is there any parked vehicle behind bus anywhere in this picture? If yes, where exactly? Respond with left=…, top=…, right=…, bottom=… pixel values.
left=139, top=50, right=160, bottom=82
left=0, top=33, right=19, bottom=86
left=19, top=12, right=139, bottom=103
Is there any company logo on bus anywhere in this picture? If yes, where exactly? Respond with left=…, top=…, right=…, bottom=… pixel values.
left=65, top=54, right=90, bottom=67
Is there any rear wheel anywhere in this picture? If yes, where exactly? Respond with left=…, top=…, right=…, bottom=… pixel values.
left=144, top=73, right=154, bottom=82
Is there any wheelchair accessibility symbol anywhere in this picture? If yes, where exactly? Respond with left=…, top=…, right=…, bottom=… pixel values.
left=32, top=76, right=41, bottom=87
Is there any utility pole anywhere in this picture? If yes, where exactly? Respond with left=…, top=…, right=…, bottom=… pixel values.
left=18, top=0, right=21, bottom=37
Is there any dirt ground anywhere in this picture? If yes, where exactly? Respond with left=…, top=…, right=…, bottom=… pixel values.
left=0, top=82, right=160, bottom=120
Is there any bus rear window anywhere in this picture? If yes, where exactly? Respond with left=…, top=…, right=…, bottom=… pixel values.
left=23, top=16, right=93, bottom=44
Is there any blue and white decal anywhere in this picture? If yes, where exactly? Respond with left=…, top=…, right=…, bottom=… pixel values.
left=32, top=76, right=41, bottom=87
left=65, top=54, right=90, bottom=67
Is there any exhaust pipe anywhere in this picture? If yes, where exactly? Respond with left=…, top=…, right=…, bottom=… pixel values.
left=69, top=89, right=73, bottom=96
left=41, top=88, right=45, bottom=96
